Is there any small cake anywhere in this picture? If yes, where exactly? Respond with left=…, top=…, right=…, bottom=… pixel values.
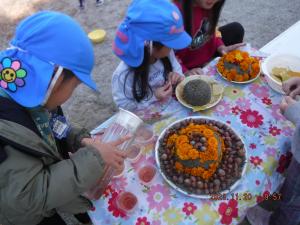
left=182, top=80, right=212, bottom=106
left=217, top=50, right=260, bottom=82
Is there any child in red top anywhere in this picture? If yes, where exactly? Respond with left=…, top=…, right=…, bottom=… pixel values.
left=174, top=0, right=245, bottom=75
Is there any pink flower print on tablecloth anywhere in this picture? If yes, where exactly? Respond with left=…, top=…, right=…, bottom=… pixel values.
left=269, top=125, right=281, bottom=136
left=271, top=104, right=285, bottom=121
left=266, top=147, right=277, bottom=157
left=111, top=176, right=128, bottom=191
left=108, top=191, right=126, bottom=218
left=218, top=199, right=238, bottom=225
left=249, top=143, right=257, bottom=150
left=103, top=184, right=115, bottom=198
left=215, top=100, right=231, bottom=116
left=182, top=202, right=197, bottom=216
left=250, top=156, right=263, bottom=167
left=0, top=57, right=27, bottom=92
left=236, top=98, right=251, bottom=110
left=231, top=106, right=242, bottom=115
left=262, top=97, right=272, bottom=105
left=152, top=220, right=161, bottom=225
left=240, top=109, right=264, bottom=128
left=136, top=216, right=150, bottom=225
left=249, top=84, right=269, bottom=99
left=146, top=184, right=171, bottom=211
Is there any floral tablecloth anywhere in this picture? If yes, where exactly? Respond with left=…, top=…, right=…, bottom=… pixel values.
left=89, top=57, right=294, bottom=225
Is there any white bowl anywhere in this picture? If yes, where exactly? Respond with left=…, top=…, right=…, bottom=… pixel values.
left=261, top=54, right=300, bottom=94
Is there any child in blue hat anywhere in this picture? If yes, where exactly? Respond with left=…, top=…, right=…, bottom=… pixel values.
left=111, top=0, right=192, bottom=117
left=0, top=11, right=128, bottom=225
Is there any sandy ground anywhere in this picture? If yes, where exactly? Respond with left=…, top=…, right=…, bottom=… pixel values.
left=1, top=0, right=300, bottom=224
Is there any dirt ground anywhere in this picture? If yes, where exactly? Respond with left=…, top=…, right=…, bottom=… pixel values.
left=1, top=1, right=300, bottom=224
left=1, top=0, right=300, bottom=131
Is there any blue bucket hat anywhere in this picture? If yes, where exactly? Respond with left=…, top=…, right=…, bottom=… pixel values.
left=113, top=0, right=192, bottom=67
left=0, top=11, right=97, bottom=108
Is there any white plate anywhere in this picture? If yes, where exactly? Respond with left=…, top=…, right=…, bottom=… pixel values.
left=216, top=57, right=261, bottom=84
left=175, top=75, right=223, bottom=111
left=155, top=116, right=248, bottom=199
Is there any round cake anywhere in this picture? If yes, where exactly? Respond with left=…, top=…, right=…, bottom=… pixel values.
left=217, top=50, right=260, bottom=82
left=182, top=80, right=212, bottom=106
left=157, top=117, right=245, bottom=196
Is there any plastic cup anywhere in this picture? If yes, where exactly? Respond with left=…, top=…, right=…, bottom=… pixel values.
left=135, top=124, right=155, bottom=147
left=138, top=164, right=157, bottom=185
left=126, top=144, right=142, bottom=163
left=116, top=191, right=138, bottom=213
left=113, top=162, right=125, bottom=178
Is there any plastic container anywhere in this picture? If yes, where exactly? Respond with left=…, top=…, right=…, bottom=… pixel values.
left=113, top=162, right=125, bottom=178
left=135, top=123, right=155, bottom=148
left=116, top=191, right=138, bottom=213
left=126, top=144, right=142, bottom=163
left=138, top=164, right=157, bottom=185
left=88, top=29, right=106, bottom=44
left=88, top=108, right=143, bottom=199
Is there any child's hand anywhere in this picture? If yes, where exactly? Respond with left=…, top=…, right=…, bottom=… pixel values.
left=154, top=81, right=173, bottom=102
left=185, top=68, right=203, bottom=76
left=217, top=43, right=246, bottom=55
left=83, top=136, right=129, bottom=170
left=280, top=96, right=297, bottom=114
left=282, top=77, right=300, bottom=98
left=168, top=72, right=184, bottom=86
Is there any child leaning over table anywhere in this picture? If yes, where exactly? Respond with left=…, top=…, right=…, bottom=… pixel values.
left=247, top=77, right=300, bottom=225
left=0, top=11, right=128, bottom=225
left=111, top=0, right=192, bottom=117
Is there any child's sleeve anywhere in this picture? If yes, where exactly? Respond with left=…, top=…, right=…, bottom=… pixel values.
left=66, top=123, right=90, bottom=152
left=284, top=101, right=300, bottom=125
left=284, top=101, right=300, bottom=163
left=169, top=50, right=185, bottom=76
left=111, top=64, right=138, bottom=111
left=2, top=144, right=105, bottom=218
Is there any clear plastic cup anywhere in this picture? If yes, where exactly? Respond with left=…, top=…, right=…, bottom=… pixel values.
left=138, top=164, right=157, bottom=185
left=116, top=191, right=138, bottom=213
left=113, top=162, right=125, bottom=178
left=135, top=124, right=155, bottom=148
left=126, top=144, right=142, bottom=163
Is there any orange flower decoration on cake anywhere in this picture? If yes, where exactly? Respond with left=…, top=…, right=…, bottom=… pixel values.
left=217, top=50, right=260, bottom=82
left=167, top=123, right=226, bottom=180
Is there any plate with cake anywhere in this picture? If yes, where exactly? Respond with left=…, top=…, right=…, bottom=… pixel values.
left=155, top=116, right=247, bottom=198
left=176, top=75, right=224, bottom=111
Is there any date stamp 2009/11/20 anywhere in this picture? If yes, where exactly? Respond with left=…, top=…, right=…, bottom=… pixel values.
left=210, top=192, right=282, bottom=201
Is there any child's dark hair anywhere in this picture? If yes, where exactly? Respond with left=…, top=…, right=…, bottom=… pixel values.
left=124, top=42, right=172, bottom=102
left=183, top=0, right=226, bottom=36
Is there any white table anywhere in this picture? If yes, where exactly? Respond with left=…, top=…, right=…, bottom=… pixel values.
left=260, top=20, right=300, bottom=57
